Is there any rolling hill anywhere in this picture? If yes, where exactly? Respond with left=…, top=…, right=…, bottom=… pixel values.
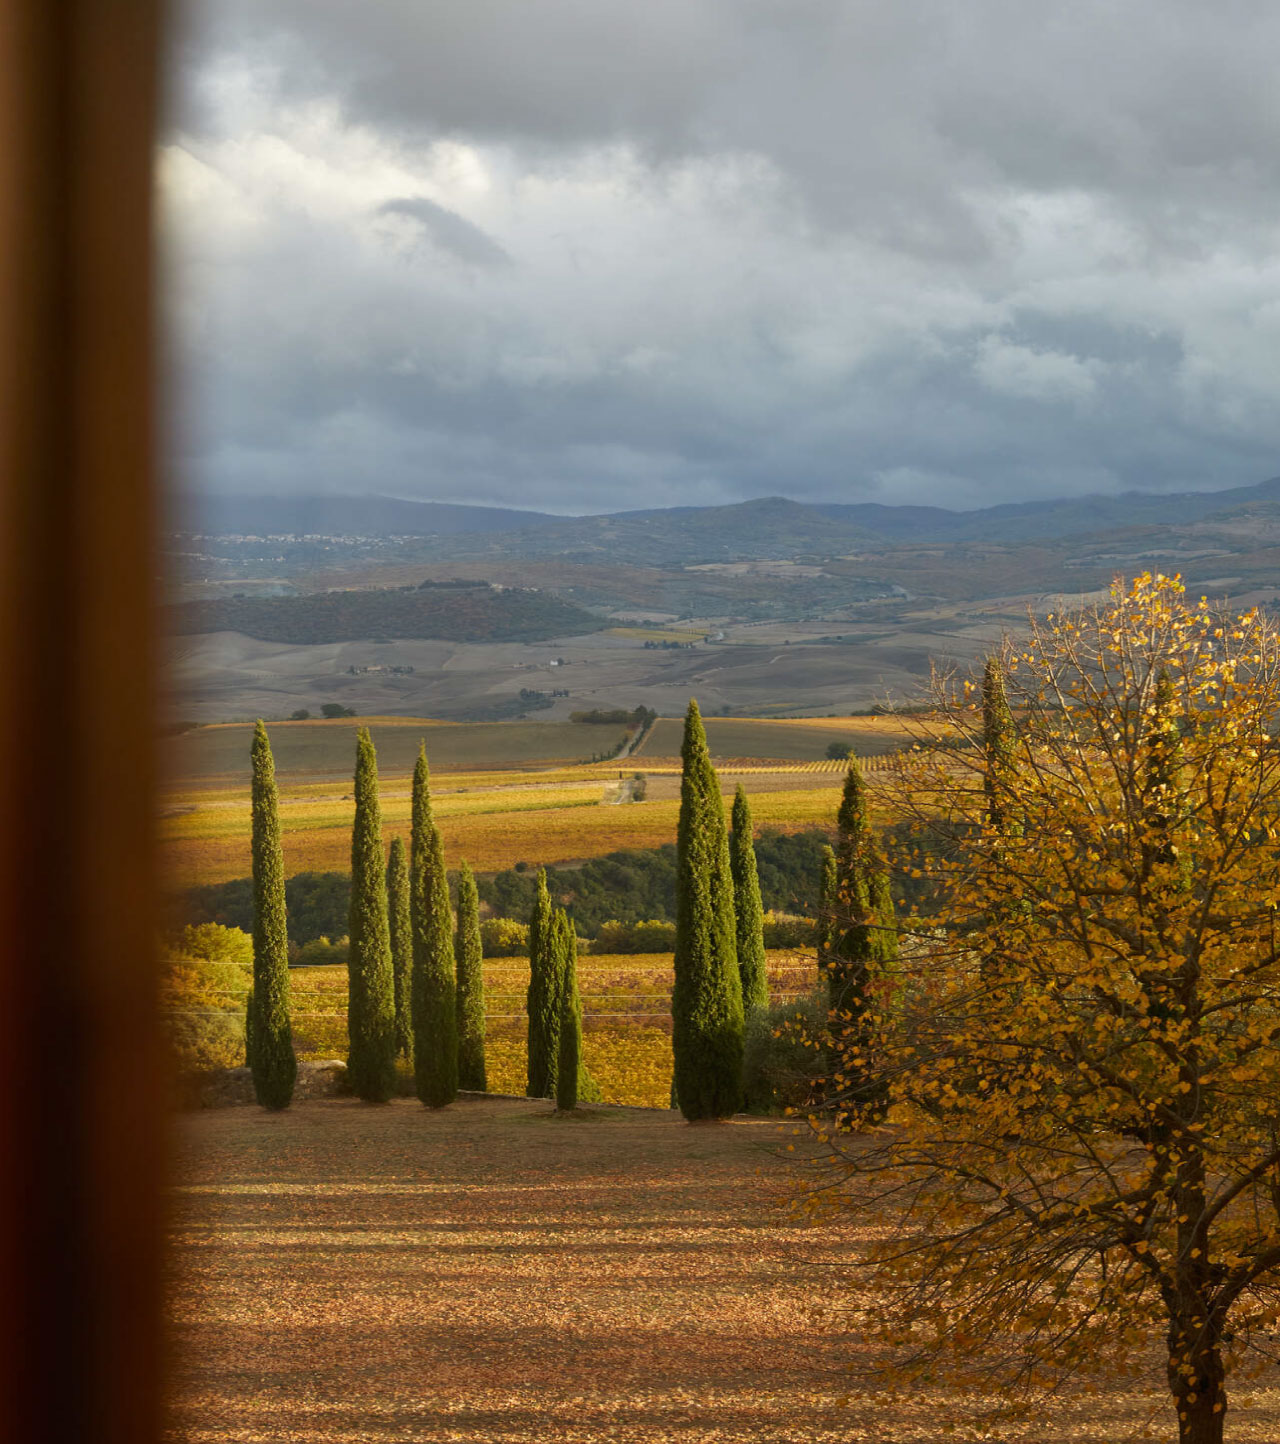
left=169, top=582, right=605, bottom=645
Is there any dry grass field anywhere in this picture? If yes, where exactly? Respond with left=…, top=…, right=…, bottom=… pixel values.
left=161, top=713, right=918, bottom=888
left=163, top=783, right=846, bottom=886
left=635, top=714, right=912, bottom=761
left=169, top=717, right=630, bottom=784
left=165, top=1099, right=1280, bottom=1443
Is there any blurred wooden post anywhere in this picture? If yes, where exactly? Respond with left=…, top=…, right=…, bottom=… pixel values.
left=0, top=3, right=164, bottom=1441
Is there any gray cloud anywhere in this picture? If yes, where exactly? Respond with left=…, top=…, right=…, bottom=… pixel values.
left=378, top=197, right=511, bottom=267
left=164, top=1, right=1280, bottom=512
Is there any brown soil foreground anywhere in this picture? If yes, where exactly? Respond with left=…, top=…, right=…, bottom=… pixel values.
left=167, top=1098, right=1280, bottom=1443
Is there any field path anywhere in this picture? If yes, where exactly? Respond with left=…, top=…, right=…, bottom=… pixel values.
left=164, top=1099, right=1274, bottom=1442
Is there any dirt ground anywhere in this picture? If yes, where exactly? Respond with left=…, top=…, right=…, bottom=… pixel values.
left=166, top=1098, right=1280, bottom=1443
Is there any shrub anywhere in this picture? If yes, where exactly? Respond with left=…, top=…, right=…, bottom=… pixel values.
left=761, top=911, right=817, bottom=949
left=591, top=918, right=675, bottom=954
left=825, top=741, right=852, bottom=760
left=294, top=935, right=349, bottom=967
left=479, top=917, right=529, bottom=956
left=162, top=957, right=251, bottom=1076
left=171, top=922, right=252, bottom=966
left=741, top=988, right=828, bottom=1114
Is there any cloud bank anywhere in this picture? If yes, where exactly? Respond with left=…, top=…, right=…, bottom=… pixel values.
left=165, top=1, right=1280, bottom=512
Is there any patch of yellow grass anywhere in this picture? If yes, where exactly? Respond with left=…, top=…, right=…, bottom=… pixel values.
left=603, top=625, right=706, bottom=643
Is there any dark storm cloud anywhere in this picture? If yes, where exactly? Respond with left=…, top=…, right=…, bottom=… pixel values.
left=164, top=1, right=1280, bottom=511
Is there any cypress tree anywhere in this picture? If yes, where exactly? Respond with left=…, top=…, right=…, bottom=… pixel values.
left=729, top=784, right=768, bottom=1015
left=454, top=861, right=487, bottom=1092
left=410, top=744, right=458, bottom=1107
left=525, top=868, right=561, bottom=1098
left=249, top=720, right=295, bottom=1108
left=816, top=843, right=838, bottom=976
left=554, top=909, right=583, bottom=1112
left=671, top=698, right=744, bottom=1121
left=387, top=836, right=413, bottom=1062
left=981, top=656, right=1017, bottom=832
left=244, top=984, right=257, bottom=1070
left=829, top=758, right=898, bottom=1112
left=346, top=727, right=397, bottom=1102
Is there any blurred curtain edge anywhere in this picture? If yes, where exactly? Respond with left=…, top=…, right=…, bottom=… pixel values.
left=0, top=3, right=165, bottom=1442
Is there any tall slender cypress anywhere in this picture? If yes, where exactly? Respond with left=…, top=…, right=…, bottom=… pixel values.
left=554, top=909, right=583, bottom=1112
left=981, top=656, right=1017, bottom=832
left=671, top=699, right=744, bottom=1121
left=249, top=721, right=295, bottom=1107
left=454, top=861, right=487, bottom=1092
left=729, top=784, right=768, bottom=1015
left=346, top=728, right=397, bottom=1102
left=387, top=836, right=413, bottom=1062
left=829, top=759, right=898, bottom=1112
left=816, top=843, right=838, bottom=976
left=525, top=868, right=560, bottom=1098
left=410, top=744, right=458, bottom=1107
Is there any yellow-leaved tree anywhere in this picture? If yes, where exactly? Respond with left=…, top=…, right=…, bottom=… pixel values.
left=815, top=575, right=1280, bottom=1444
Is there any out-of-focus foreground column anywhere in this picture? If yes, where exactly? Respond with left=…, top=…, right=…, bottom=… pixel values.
left=0, top=3, right=164, bottom=1442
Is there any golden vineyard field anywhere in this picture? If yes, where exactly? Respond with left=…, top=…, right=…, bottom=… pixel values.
left=161, top=712, right=926, bottom=887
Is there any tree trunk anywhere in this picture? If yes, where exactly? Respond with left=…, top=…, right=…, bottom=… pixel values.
left=1168, top=1325, right=1226, bottom=1444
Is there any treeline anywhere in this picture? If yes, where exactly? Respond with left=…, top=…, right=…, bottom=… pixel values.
left=169, top=584, right=605, bottom=645
left=570, top=705, right=656, bottom=726
left=181, top=829, right=833, bottom=946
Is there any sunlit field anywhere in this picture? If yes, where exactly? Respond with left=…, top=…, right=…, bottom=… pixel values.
left=181, top=950, right=817, bottom=1109
left=168, top=1101, right=1280, bottom=1443
left=162, top=770, right=858, bottom=885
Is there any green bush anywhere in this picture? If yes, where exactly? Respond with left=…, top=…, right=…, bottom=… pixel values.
left=163, top=957, right=252, bottom=1076
left=761, top=911, right=817, bottom=949
left=479, top=917, right=529, bottom=956
left=294, top=935, right=349, bottom=967
left=742, top=989, right=828, bottom=1114
left=591, top=918, right=676, bottom=953
left=167, top=1008, right=246, bottom=1075
left=171, top=922, right=252, bottom=965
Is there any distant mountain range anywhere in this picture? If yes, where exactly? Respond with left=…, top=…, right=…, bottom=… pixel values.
left=186, top=476, right=1280, bottom=565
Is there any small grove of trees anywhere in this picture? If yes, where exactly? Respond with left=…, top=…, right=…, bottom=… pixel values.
left=182, top=831, right=832, bottom=945
left=814, top=575, right=1280, bottom=1444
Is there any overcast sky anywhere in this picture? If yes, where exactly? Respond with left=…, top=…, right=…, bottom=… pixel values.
left=165, top=1, right=1280, bottom=514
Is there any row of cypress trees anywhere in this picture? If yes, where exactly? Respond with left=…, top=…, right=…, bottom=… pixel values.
left=247, top=692, right=918, bottom=1119
left=245, top=724, right=488, bottom=1110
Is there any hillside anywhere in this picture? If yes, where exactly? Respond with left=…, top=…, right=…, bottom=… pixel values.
left=184, top=493, right=561, bottom=538
left=169, top=582, right=604, bottom=645
left=181, top=476, right=1280, bottom=564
